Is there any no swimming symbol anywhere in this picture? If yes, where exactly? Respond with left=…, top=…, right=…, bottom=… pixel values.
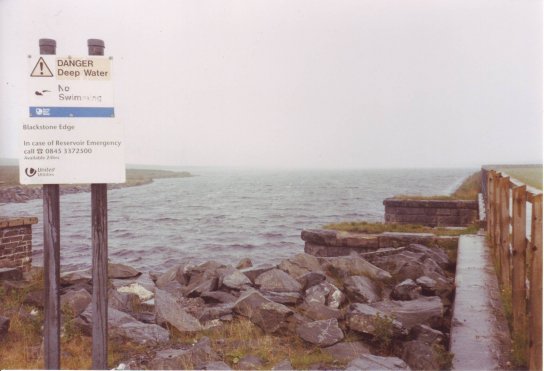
left=30, top=57, right=54, bottom=77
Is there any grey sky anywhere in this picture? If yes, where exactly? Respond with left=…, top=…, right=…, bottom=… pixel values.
left=1, top=0, right=542, bottom=168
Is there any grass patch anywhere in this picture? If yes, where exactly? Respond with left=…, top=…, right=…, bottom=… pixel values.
left=451, top=171, right=482, bottom=200
left=493, top=165, right=543, bottom=190
left=394, top=171, right=482, bottom=201
left=324, top=221, right=479, bottom=236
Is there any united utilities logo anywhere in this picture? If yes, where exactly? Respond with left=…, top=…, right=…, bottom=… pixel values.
left=34, top=107, right=51, bottom=116
left=25, top=168, right=36, bottom=177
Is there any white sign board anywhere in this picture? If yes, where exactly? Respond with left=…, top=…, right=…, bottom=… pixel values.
left=20, top=55, right=125, bottom=184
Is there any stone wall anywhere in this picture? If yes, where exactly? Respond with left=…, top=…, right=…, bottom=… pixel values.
left=383, top=198, right=478, bottom=227
left=0, top=217, right=38, bottom=272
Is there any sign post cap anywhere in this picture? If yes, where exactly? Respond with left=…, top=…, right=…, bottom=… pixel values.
left=39, top=39, right=56, bottom=47
left=87, top=39, right=105, bottom=48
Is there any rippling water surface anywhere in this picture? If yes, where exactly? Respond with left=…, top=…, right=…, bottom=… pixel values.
left=0, top=168, right=473, bottom=272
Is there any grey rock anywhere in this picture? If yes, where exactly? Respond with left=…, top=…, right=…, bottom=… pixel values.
left=197, top=361, right=231, bottom=370
left=407, top=244, right=450, bottom=270
left=272, top=358, right=293, bottom=370
left=402, top=340, right=444, bottom=370
left=305, top=281, right=345, bottom=309
left=149, top=337, right=219, bottom=370
left=347, top=303, right=407, bottom=337
left=0, top=267, right=22, bottom=281
left=391, top=279, right=421, bottom=301
left=108, top=263, right=141, bottom=279
left=60, top=288, right=92, bottom=317
left=278, top=253, right=323, bottom=279
left=24, top=290, right=45, bottom=307
left=197, top=303, right=235, bottom=322
left=201, top=291, right=238, bottom=304
left=240, top=264, right=275, bottom=283
left=344, top=275, right=381, bottom=303
left=372, top=296, right=444, bottom=330
left=60, top=269, right=92, bottom=286
left=322, top=341, right=371, bottom=362
left=155, top=288, right=202, bottom=332
left=416, top=276, right=437, bottom=294
left=297, top=318, right=344, bottom=347
left=411, top=324, right=444, bottom=346
left=298, top=301, right=343, bottom=321
left=185, top=275, right=218, bottom=298
left=109, top=289, right=139, bottom=313
left=297, top=271, right=327, bottom=290
left=236, top=258, right=253, bottom=269
left=79, top=305, right=169, bottom=345
left=255, top=269, right=302, bottom=292
left=156, top=264, right=189, bottom=288
left=233, top=290, right=293, bottom=333
left=261, top=290, right=302, bottom=305
left=238, top=354, right=264, bottom=369
left=221, top=268, right=252, bottom=290
left=321, top=254, right=392, bottom=281
left=346, top=354, right=410, bottom=370
left=0, top=316, right=9, bottom=338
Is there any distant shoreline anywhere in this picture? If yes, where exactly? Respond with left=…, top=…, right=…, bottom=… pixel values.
left=0, top=166, right=192, bottom=204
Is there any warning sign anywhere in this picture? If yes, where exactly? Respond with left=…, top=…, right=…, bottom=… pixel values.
left=21, top=54, right=124, bottom=184
left=30, top=57, right=54, bottom=77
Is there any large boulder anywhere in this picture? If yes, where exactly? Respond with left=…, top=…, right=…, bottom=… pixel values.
left=60, top=289, right=92, bottom=317
left=240, top=264, right=275, bottom=283
left=201, top=291, right=238, bottom=304
left=108, top=263, right=141, bottom=279
left=305, top=281, right=345, bottom=309
left=233, top=290, right=293, bottom=333
left=297, top=272, right=327, bottom=290
left=155, top=288, right=202, bottom=332
left=372, top=296, right=443, bottom=330
left=347, top=303, right=407, bottom=337
left=117, top=283, right=154, bottom=301
left=156, top=263, right=190, bottom=288
left=298, top=301, right=343, bottom=321
left=346, top=354, right=410, bottom=370
left=322, top=341, right=371, bottom=363
left=296, top=318, right=344, bottom=347
left=261, top=291, right=302, bottom=305
left=320, top=254, right=392, bottom=281
left=406, top=244, right=450, bottom=270
left=255, top=269, right=302, bottom=293
left=60, top=269, right=92, bottom=286
left=148, top=336, right=219, bottom=370
left=391, top=279, right=421, bottom=301
left=78, top=305, right=169, bottom=345
left=220, top=267, right=252, bottom=290
left=278, top=253, right=323, bottom=279
left=344, top=275, right=381, bottom=303
left=401, top=340, right=448, bottom=370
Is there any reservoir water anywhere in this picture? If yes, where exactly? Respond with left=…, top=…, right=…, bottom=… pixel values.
left=0, top=168, right=474, bottom=272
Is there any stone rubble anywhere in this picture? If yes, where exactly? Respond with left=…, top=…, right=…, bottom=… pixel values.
left=0, top=228, right=457, bottom=370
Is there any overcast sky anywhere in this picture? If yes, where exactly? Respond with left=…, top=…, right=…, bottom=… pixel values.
left=0, top=0, right=542, bottom=169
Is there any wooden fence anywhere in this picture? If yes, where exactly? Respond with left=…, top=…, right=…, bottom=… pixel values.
left=482, top=168, right=542, bottom=370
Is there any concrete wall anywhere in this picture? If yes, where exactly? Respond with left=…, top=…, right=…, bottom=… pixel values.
left=383, top=198, right=478, bottom=227
left=0, top=217, right=38, bottom=272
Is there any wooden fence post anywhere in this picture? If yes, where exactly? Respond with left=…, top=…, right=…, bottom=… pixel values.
left=499, top=176, right=511, bottom=288
left=487, top=171, right=494, bottom=234
left=88, top=39, right=109, bottom=371
left=40, top=38, right=61, bottom=370
left=493, top=172, right=502, bottom=269
left=511, top=185, right=527, bottom=350
left=529, top=194, right=542, bottom=371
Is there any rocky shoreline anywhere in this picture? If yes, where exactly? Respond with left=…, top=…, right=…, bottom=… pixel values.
left=1, top=229, right=457, bottom=370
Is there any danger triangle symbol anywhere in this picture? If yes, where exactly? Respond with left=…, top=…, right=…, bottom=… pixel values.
left=30, top=57, right=54, bottom=77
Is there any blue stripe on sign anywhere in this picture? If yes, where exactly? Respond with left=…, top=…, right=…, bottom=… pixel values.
left=29, top=107, right=115, bottom=118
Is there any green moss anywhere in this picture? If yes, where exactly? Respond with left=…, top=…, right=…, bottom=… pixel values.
left=324, top=221, right=478, bottom=236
